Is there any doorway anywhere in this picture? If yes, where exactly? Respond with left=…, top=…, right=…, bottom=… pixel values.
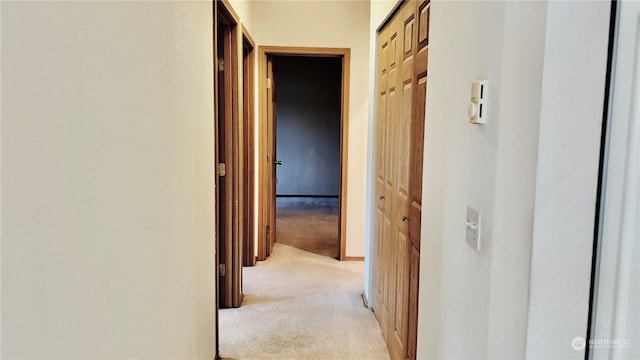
left=258, top=47, right=351, bottom=261
left=271, top=55, right=342, bottom=259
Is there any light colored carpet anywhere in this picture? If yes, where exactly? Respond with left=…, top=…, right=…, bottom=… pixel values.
left=219, top=243, right=390, bottom=360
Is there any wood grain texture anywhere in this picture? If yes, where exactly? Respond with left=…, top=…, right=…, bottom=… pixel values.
left=217, top=0, right=243, bottom=309
left=373, top=1, right=428, bottom=359
left=267, top=58, right=276, bottom=257
left=257, top=51, right=267, bottom=262
left=219, top=0, right=239, bottom=24
left=242, top=26, right=256, bottom=267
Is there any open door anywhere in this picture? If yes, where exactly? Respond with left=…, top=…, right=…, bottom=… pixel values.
left=216, top=0, right=242, bottom=309
left=242, top=26, right=256, bottom=267
left=266, top=57, right=278, bottom=256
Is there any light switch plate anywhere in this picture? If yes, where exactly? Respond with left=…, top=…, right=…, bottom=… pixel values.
left=468, top=80, right=488, bottom=125
left=465, top=206, right=481, bottom=252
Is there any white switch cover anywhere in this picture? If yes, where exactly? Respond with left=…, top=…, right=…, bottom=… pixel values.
left=468, top=80, right=488, bottom=125
left=466, top=206, right=481, bottom=252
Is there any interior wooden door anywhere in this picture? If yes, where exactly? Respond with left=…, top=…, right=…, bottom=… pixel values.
left=266, top=57, right=277, bottom=257
left=374, top=8, right=403, bottom=349
left=374, top=23, right=391, bottom=340
left=373, top=1, right=429, bottom=359
left=216, top=6, right=243, bottom=309
left=388, top=3, right=416, bottom=359
left=407, top=1, right=429, bottom=358
left=242, top=34, right=256, bottom=267
left=232, top=25, right=244, bottom=308
left=217, top=22, right=233, bottom=309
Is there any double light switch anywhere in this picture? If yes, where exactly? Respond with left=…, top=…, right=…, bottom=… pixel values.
left=468, top=80, right=488, bottom=125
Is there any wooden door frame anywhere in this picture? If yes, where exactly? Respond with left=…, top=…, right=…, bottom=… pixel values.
left=212, top=3, right=218, bottom=357
left=257, top=46, right=352, bottom=261
left=215, top=0, right=243, bottom=311
left=265, top=58, right=277, bottom=259
left=241, top=25, right=256, bottom=267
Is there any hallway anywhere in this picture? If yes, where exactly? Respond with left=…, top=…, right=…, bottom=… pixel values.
left=0, top=1, right=623, bottom=359
left=218, top=243, right=389, bottom=359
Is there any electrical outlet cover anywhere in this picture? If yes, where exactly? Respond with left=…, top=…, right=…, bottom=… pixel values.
left=465, top=206, right=481, bottom=252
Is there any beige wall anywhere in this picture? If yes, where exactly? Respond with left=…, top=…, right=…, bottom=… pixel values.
left=228, top=0, right=254, bottom=34
left=416, top=2, right=547, bottom=356
left=0, top=1, right=611, bottom=357
left=250, top=0, right=371, bottom=258
left=526, top=2, right=610, bottom=357
left=414, top=1, right=609, bottom=358
left=1, top=2, right=216, bottom=358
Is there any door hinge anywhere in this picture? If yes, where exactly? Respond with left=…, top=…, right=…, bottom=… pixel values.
left=219, top=263, right=226, bottom=277
left=266, top=78, right=272, bottom=89
left=218, top=163, right=226, bottom=177
left=218, top=58, right=224, bottom=72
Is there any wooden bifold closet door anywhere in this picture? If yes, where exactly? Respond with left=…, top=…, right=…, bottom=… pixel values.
left=373, top=1, right=429, bottom=359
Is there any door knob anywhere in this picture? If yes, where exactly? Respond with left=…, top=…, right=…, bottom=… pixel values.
left=379, top=195, right=385, bottom=200
left=274, top=160, right=283, bottom=166
left=402, top=215, right=408, bottom=222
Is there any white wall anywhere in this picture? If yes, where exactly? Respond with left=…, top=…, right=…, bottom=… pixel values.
left=1, top=2, right=216, bottom=358
left=591, top=1, right=640, bottom=358
left=416, top=1, right=547, bottom=357
left=409, top=0, right=609, bottom=359
left=251, top=0, right=371, bottom=258
left=526, top=2, right=610, bottom=358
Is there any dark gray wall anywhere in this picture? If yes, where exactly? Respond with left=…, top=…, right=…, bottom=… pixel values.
left=274, top=56, right=342, bottom=196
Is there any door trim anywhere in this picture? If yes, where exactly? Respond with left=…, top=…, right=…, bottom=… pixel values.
left=215, top=0, right=242, bottom=309
left=220, top=0, right=239, bottom=23
left=213, top=2, right=218, bottom=357
left=241, top=24, right=256, bottom=267
left=257, top=46, right=351, bottom=261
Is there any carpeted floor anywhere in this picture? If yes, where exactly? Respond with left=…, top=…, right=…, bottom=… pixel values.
left=276, top=197, right=339, bottom=259
left=218, top=243, right=390, bottom=360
